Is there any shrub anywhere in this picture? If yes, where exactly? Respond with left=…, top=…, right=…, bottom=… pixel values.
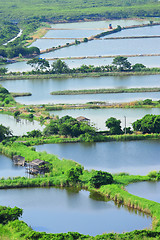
left=90, top=170, right=113, bottom=188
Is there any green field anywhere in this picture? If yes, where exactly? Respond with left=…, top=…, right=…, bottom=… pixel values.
left=0, top=0, right=160, bottom=23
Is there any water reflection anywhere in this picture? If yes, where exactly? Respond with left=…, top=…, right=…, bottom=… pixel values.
left=0, top=114, right=44, bottom=136
left=35, top=140, right=160, bottom=175
left=0, top=187, right=151, bottom=235
left=0, top=154, right=26, bottom=178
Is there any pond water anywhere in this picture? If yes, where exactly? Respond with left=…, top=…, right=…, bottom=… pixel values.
left=40, top=38, right=160, bottom=59
left=50, top=108, right=160, bottom=130
left=0, top=187, right=151, bottom=235
left=126, top=181, right=160, bottom=203
left=30, top=39, right=74, bottom=51
left=12, top=91, right=160, bottom=105
left=35, top=140, right=160, bottom=175
left=51, top=19, right=148, bottom=29
left=0, top=154, right=26, bottom=178
left=4, top=56, right=160, bottom=72
left=1, top=75, right=160, bottom=105
left=0, top=114, right=44, bottom=136
left=104, top=25, right=160, bottom=38
left=30, top=19, right=148, bottom=51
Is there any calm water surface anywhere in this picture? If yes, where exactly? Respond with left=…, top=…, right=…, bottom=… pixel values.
left=40, top=38, right=160, bottom=59
left=1, top=75, right=160, bottom=104
left=104, top=25, right=160, bottom=38
left=12, top=92, right=160, bottom=105
left=0, top=187, right=151, bottom=235
left=0, top=154, right=26, bottom=178
left=30, top=39, right=74, bottom=51
left=50, top=108, right=160, bottom=130
left=0, top=114, right=44, bottom=136
left=51, top=19, right=148, bottom=29
left=35, top=140, right=160, bottom=175
left=126, top=182, right=160, bottom=203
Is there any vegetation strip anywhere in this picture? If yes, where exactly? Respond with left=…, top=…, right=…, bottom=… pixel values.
left=50, top=87, right=160, bottom=95
left=11, top=92, right=32, bottom=97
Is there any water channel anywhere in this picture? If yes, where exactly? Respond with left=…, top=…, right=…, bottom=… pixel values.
left=35, top=140, right=160, bottom=175
left=0, top=187, right=151, bottom=235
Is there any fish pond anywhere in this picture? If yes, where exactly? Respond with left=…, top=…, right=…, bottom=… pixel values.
left=1, top=75, right=160, bottom=104
left=0, top=187, right=151, bottom=235
left=35, top=140, right=160, bottom=175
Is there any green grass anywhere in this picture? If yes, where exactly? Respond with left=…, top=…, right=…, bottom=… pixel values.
left=50, top=87, right=160, bottom=95
left=0, top=0, right=159, bottom=23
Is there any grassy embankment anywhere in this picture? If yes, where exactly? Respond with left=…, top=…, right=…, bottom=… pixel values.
left=2, top=70, right=160, bottom=81
left=51, top=87, right=160, bottom=95
left=0, top=140, right=160, bottom=239
left=11, top=92, right=32, bottom=97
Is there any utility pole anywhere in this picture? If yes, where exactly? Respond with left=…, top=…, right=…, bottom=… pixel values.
left=124, top=116, right=126, bottom=135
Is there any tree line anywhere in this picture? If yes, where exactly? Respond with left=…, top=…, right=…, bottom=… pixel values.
left=1, top=113, right=160, bottom=143
left=21, top=57, right=148, bottom=75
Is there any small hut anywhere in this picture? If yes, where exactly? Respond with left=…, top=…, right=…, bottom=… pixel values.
left=12, top=155, right=26, bottom=166
left=76, top=116, right=90, bottom=123
left=27, top=159, right=49, bottom=174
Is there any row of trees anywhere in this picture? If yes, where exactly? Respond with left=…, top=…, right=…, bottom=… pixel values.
left=0, top=46, right=40, bottom=59
left=133, top=114, right=160, bottom=133
left=23, top=114, right=160, bottom=138
left=26, top=57, right=147, bottom=74
left=106, top=114, right=160, bottom=134
left=25, top=115, right=96, bottom=138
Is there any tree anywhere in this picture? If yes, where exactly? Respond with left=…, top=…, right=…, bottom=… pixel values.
left=0, top=67, right=7, bottom=75
left=27, top=58, right=50, bottom=71
left=0, top=124, right=12, bottom=141
left=112, top=56, right=131, bottom=71
left=83, top=38, right=88, bottom=42
left=14, top=111, right=20, bottom=117
left=67, top=166, right=83, bottom=184
left=51, top=59, right=70, bottom=74
left=27, top=130, right=42, bottom=138
left=143, top=99, right=153, bottom=105
left=132, top=114, right=160, bottom=133
left=89, top=170, right=113, bottom=188
left=43, top=120, right=59, bottom=135
left=132, top=63, right=146, bottom=72
left=105, top=117, right=123, bottom=135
